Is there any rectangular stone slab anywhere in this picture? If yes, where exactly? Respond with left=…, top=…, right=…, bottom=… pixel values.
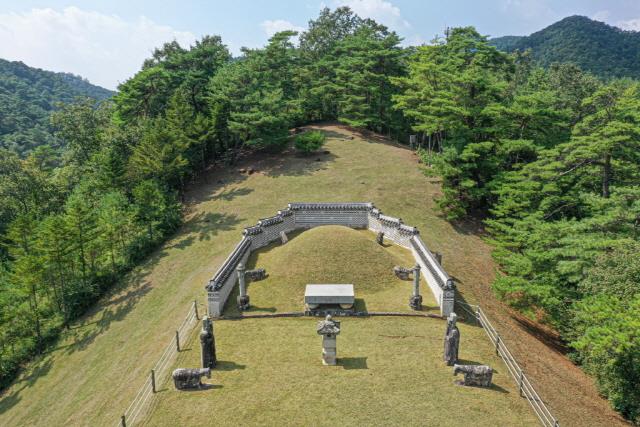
left=305, top=284, right=355, bottom=305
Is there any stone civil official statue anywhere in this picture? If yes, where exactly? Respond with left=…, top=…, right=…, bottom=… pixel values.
left=200, top=316, right=217, bottom=369
left=443, top=312, right=460, bottom=366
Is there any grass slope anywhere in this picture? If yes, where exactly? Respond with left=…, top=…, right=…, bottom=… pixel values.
left=0, top=124, right=625, bottom=426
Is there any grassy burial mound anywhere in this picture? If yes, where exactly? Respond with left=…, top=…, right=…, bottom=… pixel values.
left=224, top=225, right=438, bottom=316
left=0, top=125, right=623, bottom=427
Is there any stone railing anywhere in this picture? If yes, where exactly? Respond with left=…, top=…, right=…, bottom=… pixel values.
left=205, top=202, right=454, bottom=317
left=410, top=236, right=454, bottom=315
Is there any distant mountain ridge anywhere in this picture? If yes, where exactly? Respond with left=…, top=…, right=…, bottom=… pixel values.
left=490, top=16, right=640, bottom=79
left=0, top=58, right=113, bottom=156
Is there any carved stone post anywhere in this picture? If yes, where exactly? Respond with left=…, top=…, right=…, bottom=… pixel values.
left=200, top=316, right=217, bottom=369
left=409, top=264, right=423, bottom=310
left=237, top=263, right=249, bottom=310
left=317, top=315, right=341, bottom=366
left=444, top=312, right=460, bottom=366
left=442, top=279, right=455, bottom=316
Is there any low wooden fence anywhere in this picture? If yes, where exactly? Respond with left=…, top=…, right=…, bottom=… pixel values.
left=457, top=302, right=560, bottom=427
left=114, top=301, right=201, bottom=427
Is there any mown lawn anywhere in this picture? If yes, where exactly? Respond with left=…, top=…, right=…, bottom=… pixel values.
left=144, top=225, right=536, bottom=426
left=145, top=317, right=535, bottom=427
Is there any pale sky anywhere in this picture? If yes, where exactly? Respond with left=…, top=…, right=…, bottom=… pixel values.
left=1, top=0, right=639, bottom=90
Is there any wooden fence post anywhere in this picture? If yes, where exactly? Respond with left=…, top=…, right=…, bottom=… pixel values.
left=495, top=334, right=501, bottom=356
left=518, top=370, right=524, bottom=397
left=120, top=415, right=126, bottom=427
left=151, top=369, right=156, bottom=393
left=175, top=330, right=180, bottom=352
left=194, top=300, right=199, bottom=320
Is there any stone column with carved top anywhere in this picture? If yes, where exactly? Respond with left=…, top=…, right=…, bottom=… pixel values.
left=236, top=263, right=249, bottom=310
left=317, top=315, right=341, bottom=365
left=409, top=264, right=423, bottom=310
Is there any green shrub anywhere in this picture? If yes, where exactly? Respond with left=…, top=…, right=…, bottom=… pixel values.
left=294, top=131, right=326, bottom=153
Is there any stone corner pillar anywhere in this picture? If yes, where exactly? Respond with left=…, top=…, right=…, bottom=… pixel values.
left=236, top=263, right=249, bottom=310
left=409, top=264, right=422, bottom=310
left=208, top=290, right=221, bottom=318
left=441, top=279, right=455, bottom=317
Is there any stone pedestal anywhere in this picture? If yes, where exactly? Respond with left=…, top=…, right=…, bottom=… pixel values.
left=317, top=315, right=341, bottom=366
left=409, top=294, right=423, bottom=310
left=322, top=335, right=337, bottom=365
left=237, top=294, right=250, bottom=311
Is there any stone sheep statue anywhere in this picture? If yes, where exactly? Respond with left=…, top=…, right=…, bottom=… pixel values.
left=393, top=266, right=412, bottom=281
left=453, top=364, right=493, bottom=387
left=246, top=268, right=267, bottom=281
left=172, top=368, right=211, bottom=390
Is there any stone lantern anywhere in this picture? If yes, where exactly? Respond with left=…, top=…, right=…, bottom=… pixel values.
left=316, top=315, right=341, bottom=365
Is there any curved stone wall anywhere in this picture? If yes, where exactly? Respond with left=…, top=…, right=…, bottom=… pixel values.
left=205, top=202, right=455, bottom=317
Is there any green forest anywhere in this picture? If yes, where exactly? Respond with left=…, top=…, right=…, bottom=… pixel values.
left=491, top=15, right=640, bottom=79
left=0, top=7, right=639, bottom=423
left=0, top=58, right=113, bottom=156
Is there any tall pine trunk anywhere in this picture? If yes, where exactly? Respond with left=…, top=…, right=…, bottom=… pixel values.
left=602, top=153, right=611, bottom=198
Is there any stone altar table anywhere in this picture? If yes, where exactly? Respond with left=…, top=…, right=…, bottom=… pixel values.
left=305, top=284, right=355, bottom=310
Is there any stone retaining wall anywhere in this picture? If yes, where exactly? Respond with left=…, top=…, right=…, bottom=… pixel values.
left=205, top=202, right=454, bottom=317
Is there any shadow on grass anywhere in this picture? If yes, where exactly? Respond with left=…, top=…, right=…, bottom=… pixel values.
left=261, top=148, right=337, bottom=178
left=176, top=384, right=223, bottom=392
left=170, top=212, right=245, bottom=250
left=340, top=357, right=368, bottom=370
left=52, top=275, right=154, bottom=358
left=511, top=314, right=567, bottom=355
left=209, top=187, right=254, bottom=202
left=0, top=357, right=53, bottom=415
left=245, top=306, right=277, bottom=313
left=488, top=383, right=509, bottom=394
left=456, top=359, right=483, bottom=365
left=215, top=361, right=246, bottom=371
left=454, top=291, right=483, bottom=329
left=354, top=298, right=368, bottom=312
left=185, top=165, right=249, bottom=206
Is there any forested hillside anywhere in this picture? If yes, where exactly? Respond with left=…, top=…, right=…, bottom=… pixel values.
left=399, top=28, right=640, bottom=422
left=0, top=59, right=113, bottom=156
left=0, top=7, right=638, bottom=424
left=490, top=16, right=640, bottom=79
